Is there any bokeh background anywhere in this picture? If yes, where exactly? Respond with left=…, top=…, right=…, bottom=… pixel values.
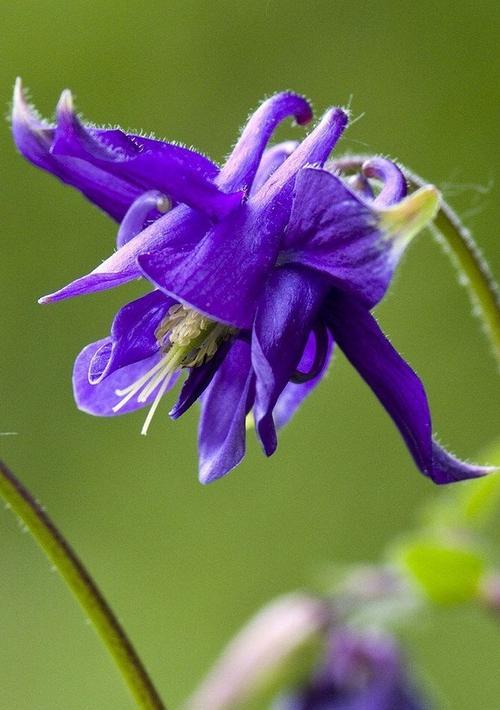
left=1, top=1, right=499, bottom=708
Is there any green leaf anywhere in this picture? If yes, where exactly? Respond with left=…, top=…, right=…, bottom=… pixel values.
left=396, top=541, right=486, bottom=605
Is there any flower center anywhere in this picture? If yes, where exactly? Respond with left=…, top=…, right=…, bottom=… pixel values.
left=112, top=304, right=235, bottom=434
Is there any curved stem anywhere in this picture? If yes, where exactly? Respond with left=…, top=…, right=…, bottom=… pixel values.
left=0, top=460, right=166, bottom=710
left=331, top=156, right=500, bottom=364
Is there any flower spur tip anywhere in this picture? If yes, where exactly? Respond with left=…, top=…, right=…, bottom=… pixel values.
left=57, top=88, right=75, bottom=116
left=12, top=77, right=31, bottom=122
left=13, top=76, right=23, bottom=99
left=38, top=295, right=52, bottom=304
left=379, top=184, right=441, bottom=243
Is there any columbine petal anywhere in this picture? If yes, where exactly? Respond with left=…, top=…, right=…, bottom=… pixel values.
left=88, top=290, right=174, bottom=384
left=116, top=190, right=172, bottom=248
left=139, top=108, right=348, bottom=329
left=324, top=292, right=497, bottom=483
left=137, top=205, right=273, bottom=329
left=169, top=340, right=232, bottom=420
left=52, top=89, right=242, bottom=221
left=283, top=167, right=392, bottom=306
left=273, top=328, right=334, bottom=430
left=198, top=339, right=254, bottom=483
left=361, top=157, right=407, bottom=206
left=40, top=205, right=209, bottom=303
left=74, top=339, right=177, bottom=416
left=11, top=78, right=141, bottom=221
left=255, top=107, right=348, bottom=211
left=217, top=92, right=312, bottom=192
left=252, top=267, right=328, bottom=455
left=283, top=167, right=439, bottom=307
left=251, top=141, right=299, bottom=195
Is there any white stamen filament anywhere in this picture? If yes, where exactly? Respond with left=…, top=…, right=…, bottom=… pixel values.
left=112, top=356, right=169, bottom=412
left=137, top=350, right=182, bottom=403
left=140, top=369, right=175, bottom=436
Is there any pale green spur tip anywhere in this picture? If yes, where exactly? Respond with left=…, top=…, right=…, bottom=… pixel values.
left=379, top=185, right=441, bottom=245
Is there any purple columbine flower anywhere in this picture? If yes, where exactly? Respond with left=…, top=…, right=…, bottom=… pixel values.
left=274, top=629, right=429, bottom=710
left=12, top=79, right=497, bottom=483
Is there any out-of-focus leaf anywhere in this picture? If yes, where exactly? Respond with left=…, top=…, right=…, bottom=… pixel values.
left=396, top=541, right=486, bottom=605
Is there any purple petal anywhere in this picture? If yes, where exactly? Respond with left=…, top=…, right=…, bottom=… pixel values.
left=52, top=90, right=242, bottom=221
left=346, top=171, right=374, bottom=200
left=88, top=290, right=173, bottom=384
left=282, top=167, right=394, bottom=307
left=74, top=339, right=177, bottom=416
left=137, top=204, right=275, bottom=329
left=273, top=329, right=334, bottom=430
left=198, top=339, right=254, bottom=484
left=251, top=141, right=299, bottom=195
left=252, top=267, right=328, bottom=456
left=40, top=205, right=209, bottom=303
left=325, top=292, right=497, bottom=484
left=217, top=92, right=312, bottom=192
left=138, top=201, right=279, bottom=329
left=255, top=107, right=348, bottom=210
left=12, top=79, right=141, bottom=221
left=139, top=110, right=348, bottom=329
left=39, top=272, right=135, bottom=304
left=362, top=157, right=407, bottom=206
left=170, top=340, right=232, bottom=420
left=116, top=190, right=171, bottom=248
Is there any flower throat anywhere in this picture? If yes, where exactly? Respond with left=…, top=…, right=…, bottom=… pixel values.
left=113, top=305, right=235, bottom=434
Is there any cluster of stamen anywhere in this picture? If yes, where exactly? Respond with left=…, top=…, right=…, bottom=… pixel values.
left=113, top=304, right=235, bottom=435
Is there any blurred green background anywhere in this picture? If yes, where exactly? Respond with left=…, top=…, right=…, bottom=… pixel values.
left=1, top=1, right=499, bottom=707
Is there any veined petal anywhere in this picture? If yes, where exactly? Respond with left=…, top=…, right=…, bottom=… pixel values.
left=282, top=168, right=439, bottom=308
left=137, top=203, right=276, bottom=329
left=325, top=292, right=497, bottom=484
left=52, top=90, right=242, bottom=221
left=282, top=167, right=392, bottom=306
left=74, top=340, right=177, bottom=416
left=252, top=267, right=328, bottom=456
left=198, top=339, right=255, bottom=484
left=12, top=78, right=141, bottom=221
left=217, top=93, right=312, bottom=191
left=88, top=290, right=173, bottom=384
left=40, top=205, right=209, bottom=303
left=251, top=141, right=299, bottom=195
left=273, top=328, right=334, bottom=430
left=139, top=109, right=348, bottom=329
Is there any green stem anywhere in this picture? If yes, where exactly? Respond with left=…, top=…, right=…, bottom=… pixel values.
left=331, top=156, right=500, bottom=364
left=0, top=460, right=166, bottom=710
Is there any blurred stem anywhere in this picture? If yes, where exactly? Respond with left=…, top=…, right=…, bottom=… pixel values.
left=332, top=156, right=500, bottom=364
left=0, top=460, right=166, bottom=710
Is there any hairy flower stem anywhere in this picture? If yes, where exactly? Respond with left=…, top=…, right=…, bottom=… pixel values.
left=407, top=169, right=500, bottom=364
left=332, top=157, right=500, bottom=365
left=0, top=460, right=166, bottom=710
